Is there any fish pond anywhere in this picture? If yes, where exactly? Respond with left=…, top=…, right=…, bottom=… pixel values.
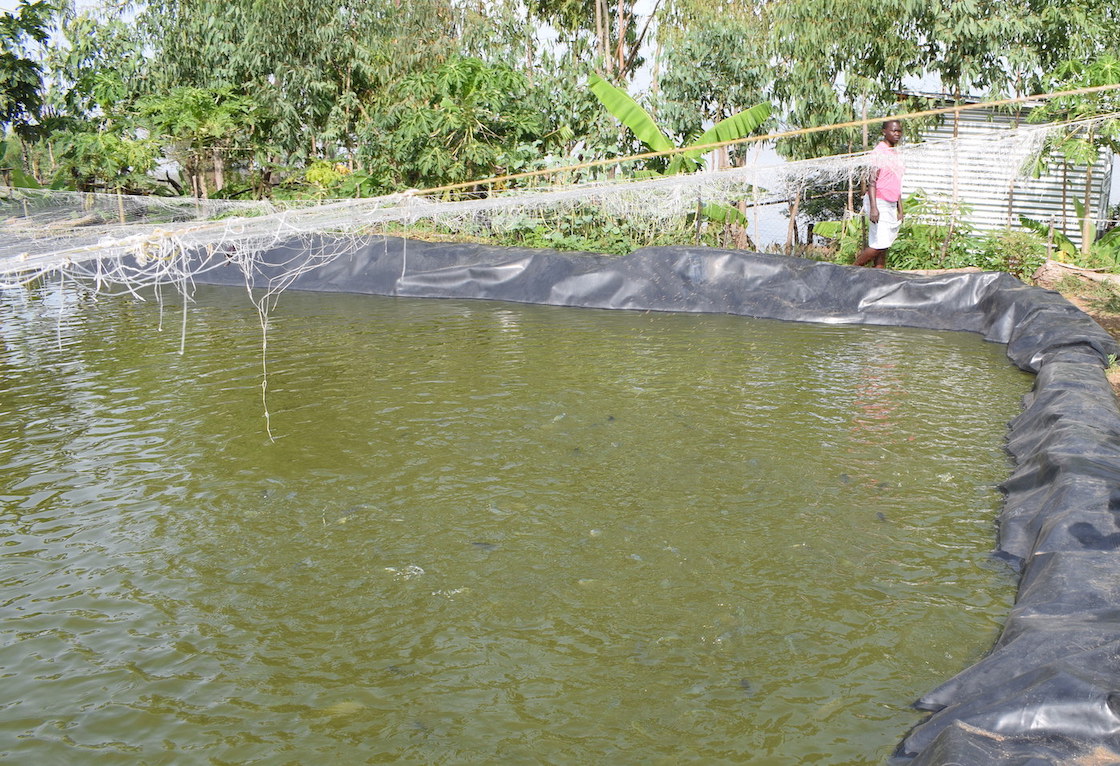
left=0, top=286, right=1034, bottom=764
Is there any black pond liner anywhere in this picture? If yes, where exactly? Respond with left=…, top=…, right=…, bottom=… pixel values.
left=191, top=235, right=1120, bottom=764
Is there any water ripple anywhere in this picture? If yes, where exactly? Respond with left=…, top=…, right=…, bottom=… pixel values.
left=0, top=286, right=1031, bottom=764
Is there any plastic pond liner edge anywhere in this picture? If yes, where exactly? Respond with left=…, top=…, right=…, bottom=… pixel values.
left=187, top=235, right=1120, bottom=764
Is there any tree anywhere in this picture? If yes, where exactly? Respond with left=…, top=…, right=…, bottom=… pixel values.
left=1019, top=0, right=1120, bottom=77
left=138, top=0, right=542, bottom=196
left=55, top=127, right=158, bottom=194
left=45, top=4, right=147, bottom=121
left=767, top=0, right=923, bottom=161
left=13, top=3, right=152, bottom=189
left=8, top=0, right=1118, bottom=208
left=138, top=86, right=261, bottom=198
left=762, top=0, right=1120, bottom=154
left=0, top=0, right=57, bottom=139
left=1027, top=55, right=1120, bottom=258
left=653, top=0, right=770, bottom=150
left=359, top=56, right=550, bottom=194
left=533, top=0, right=649, bottom=81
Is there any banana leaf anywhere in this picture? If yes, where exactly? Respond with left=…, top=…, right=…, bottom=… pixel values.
left=1019, top=215, right=1077, bottom=257
left=669, top=102, right=772, bottom=174
left=697, top=202, right=749, bottom=226
left=813, top=220, right=845, bottom=239
left=587, top=73, right=674, bottom=155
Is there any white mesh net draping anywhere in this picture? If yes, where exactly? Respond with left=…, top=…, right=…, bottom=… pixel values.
left=0, top=112, right=1104, bottom=295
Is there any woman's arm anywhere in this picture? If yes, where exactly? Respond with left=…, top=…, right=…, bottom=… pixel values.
left=867, top=171, right=880, bottom=223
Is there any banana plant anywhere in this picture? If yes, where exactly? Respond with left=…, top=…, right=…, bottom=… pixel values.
left=587, top=73, right=770, bottom=229
left=587, top=73, right=771, bottom=175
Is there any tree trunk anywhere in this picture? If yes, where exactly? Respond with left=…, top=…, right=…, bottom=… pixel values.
left=860, top=102, right=869, bottom=203
left=734, top=200, right=752, bottom=249
left=785, top=191, right=801, bottom=255
left=941, top=100, right=961, bottom=263
left=694, top=197, right=702, bottom=245
left=212, top=147, right=225, bottom=193
left=615, top=0, right=628, bottom=74
left=259, top=167, right=273, bottom=199
left=595, top=0, right=608, bottom=72
left=950, top=100, right=960, bottom=205
left=191, top=153, right=208, bottom=199
left=860, top=102, right=868, bottom=150
left=1006, top=178, right=1015, bottom=228
left=846, top=140, right=854, bottom=214
left=1061, top=162, right=1069, bottom=233
left=1082, top=159, right=1094, bottom=258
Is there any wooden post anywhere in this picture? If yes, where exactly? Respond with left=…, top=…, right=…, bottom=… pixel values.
left=695, top=196, right=703, bottom=245
left=785, top=190, right=801, bottom=255
left=940, top=102, right=962, bottom=263
left=846, top=140, right=854, bottom=215
left=1082, top=127, right=1096, bottom=258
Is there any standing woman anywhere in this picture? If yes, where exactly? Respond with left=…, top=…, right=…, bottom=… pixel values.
left=854, top=119, right=905, bottom=268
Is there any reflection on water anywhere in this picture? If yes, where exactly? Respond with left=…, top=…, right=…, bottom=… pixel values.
left=848, top=341, right=906, bottom=495
left=0, top=285, right=1033, bottom=764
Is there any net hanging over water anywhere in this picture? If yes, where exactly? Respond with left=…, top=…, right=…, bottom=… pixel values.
left=0, top=108, right=1111, bottom=295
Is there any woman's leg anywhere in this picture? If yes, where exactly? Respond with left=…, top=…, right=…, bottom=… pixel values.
left=854, top=246, right=883, bottom=267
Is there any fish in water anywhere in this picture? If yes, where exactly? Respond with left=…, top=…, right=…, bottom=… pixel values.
left=471, top=541, right=499, bottom=552
left=330, top=504, right=378, bottom=525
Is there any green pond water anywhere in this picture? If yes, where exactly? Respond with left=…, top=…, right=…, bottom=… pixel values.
left=0, top=285, right=1034, bottom=764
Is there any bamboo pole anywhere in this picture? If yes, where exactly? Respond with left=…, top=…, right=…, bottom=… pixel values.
left=416, top=83, right=1120, bottom=198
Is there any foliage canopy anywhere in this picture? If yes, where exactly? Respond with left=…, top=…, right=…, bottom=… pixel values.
left=0, top=0, right=1116, bottom=216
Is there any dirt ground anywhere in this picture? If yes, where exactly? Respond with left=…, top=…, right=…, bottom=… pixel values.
left=1030, top=261, right=1120, bottom=399
left=1066, top=295, right=1120, bottom=398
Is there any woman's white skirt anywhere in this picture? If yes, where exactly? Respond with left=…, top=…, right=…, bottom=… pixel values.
left=865, top=199, right=901, bottom=249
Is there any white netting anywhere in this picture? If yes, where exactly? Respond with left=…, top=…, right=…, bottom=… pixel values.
left=0, top=113, right=1102, bottom=293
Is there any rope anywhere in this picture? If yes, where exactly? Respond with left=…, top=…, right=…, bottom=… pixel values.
left=418, top=83, right=1120, bottom=196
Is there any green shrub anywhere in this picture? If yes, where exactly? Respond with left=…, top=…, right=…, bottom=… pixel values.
left=813, top=192, right=982, bottom=270
left=976, top=229, right=1048, bottom=280
left=812, top=218, right=863, bottom=264
left=887, top=193, right=979, bottom=270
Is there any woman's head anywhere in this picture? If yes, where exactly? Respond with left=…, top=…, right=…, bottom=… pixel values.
left=881, top=119, right=903, bottom=146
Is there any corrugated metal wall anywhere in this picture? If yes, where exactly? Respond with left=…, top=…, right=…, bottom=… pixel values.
left=902, top=108, right=1113, bottom=247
